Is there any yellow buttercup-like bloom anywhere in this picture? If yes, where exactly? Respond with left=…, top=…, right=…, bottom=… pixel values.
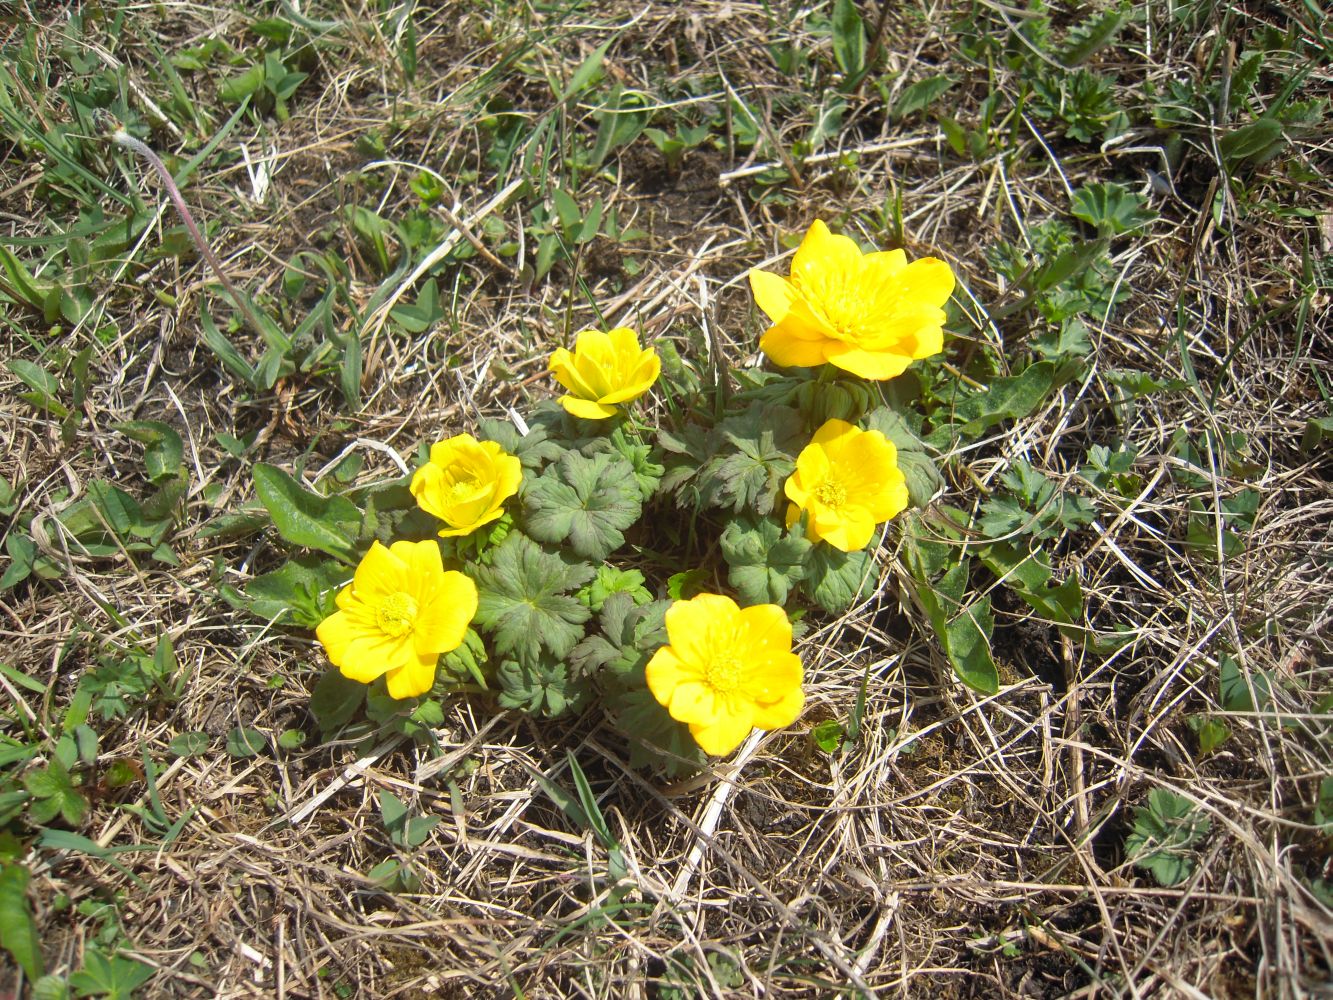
left=411, top=434, right=522, bottom=537
left=749, top=219, right=954, bottom=380
left=645, top=593, right=804, bottom=757
left=785, top=418, right=908, bottom=552
left=316, top=540, right=478, bottom=699
left=549, top=327, right=660, bottom=420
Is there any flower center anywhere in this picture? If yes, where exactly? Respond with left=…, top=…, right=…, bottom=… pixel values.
left=705, top=653, right=743, bottom=694
left=814, top=479, right=847, bottom=509
left=376, top=591, right=418, bottom=637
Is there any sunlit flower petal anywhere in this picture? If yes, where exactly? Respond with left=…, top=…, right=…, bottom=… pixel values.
left=749, top=220, right=954, bottom=380
left=549, top=326, right=660, bottom=420
left=784, top=419, right=908, bottom=551
left=411, top=434, right=522, bottom=537
left=646, top=593, right=804, bottom=757
left=316, top=539, right=478, bottom=699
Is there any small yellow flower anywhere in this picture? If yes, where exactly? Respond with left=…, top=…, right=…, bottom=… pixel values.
left=316, top=540, right=478, bottom=699
left=411, top=434, right=522, bottom=537
left=785, top=419, right=908, bottom=552
left=549, top=327, right=661, bottom=420
left=749, top=219, right=954, bottom=380
left=645, top=593, right=804, bottom=757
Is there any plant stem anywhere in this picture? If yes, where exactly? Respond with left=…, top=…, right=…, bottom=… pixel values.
left=110, top=127, right=271, bottom=341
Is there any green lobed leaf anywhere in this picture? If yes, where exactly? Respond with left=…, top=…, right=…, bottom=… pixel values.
left=310, top=667, right=366, bottom=733
left=113, top=420, right=185, bottom=484
left=168, top=732, right=210, bottom=758
left=720, top=517, right=810, bottom=606
left=523, top=452, right=641, bottom=561
left=69, top=947, right=156, bottom=999
left=577, top=565, right=652, bottom=611
left=929, top=362, right=1065, bottom=446
left=1125, top=789, right=1210, bottom=887
left=864, top=406, right=942, bottom=507
left=694, top=404, right=803, bottom=515
left=0, top=863, right=43, bottom=981
left=1059, top=4, right=1131, bottom=65
left=496, top=656, right=589, bottom=717
left=252, top=464, right=360, bottom=560
left=1071, top=181, right=1157, bottom=236
left=803, top=544, right=877, bottom=615
left=472, top=533, right=593, bottom=665
left=243, top=556, right=348, bottom=627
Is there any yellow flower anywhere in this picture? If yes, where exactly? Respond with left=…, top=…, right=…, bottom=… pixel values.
left=316, top=540, right=478, bottom=699
left=645, top=593, right=804, bottom=757
left=749, top=219, right=954, bottom=380
left=411, top=434, right=522, bottom=537
left=785, top=418, right=908, bottom=552
left=549, top=327, right=661, bottom=420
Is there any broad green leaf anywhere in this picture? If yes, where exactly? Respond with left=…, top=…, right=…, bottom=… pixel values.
left=113, top=420, right=185, bottom=484
left=252, top=464, right=359, bottom=560
left=86, top=481, right=141, bottom=539
left=1186, top=716, right=1230, bottom=756
left=932, top=361, right=1065, bottom=443
left=830, top=0, right=867, bottom=80
left=804, top=545, right=876, bottom=615
left=7, top=359, right=67, bottom=416
left=310, top=668, right=365, bottom=734
left=168, top=732, right=210, bottom=758
left=0, top=863, right=42, bottom=981
left=473, top=533, right=592, bottom=665
left=1219, top=117, right=1285, bottom=170
left=1218, top=655, right=1271, bottom=712
left=811, top=720, right=844, bottom=753
left=523, top=452, right=641, bottom=561
left=24, top=759, right=87, bottom=826
left=69, top=947, right=156, bottom=999
left=944, top=595, right=999, bottom=695
left=892, top=75, right=955, bottom=120
left=720, top=517, right=810, bottom=606
left=225, top=727, right=266, bottom=758
left=244, top=556, right=348, bottom=627
left=979, top=542, right=1082, bottom=627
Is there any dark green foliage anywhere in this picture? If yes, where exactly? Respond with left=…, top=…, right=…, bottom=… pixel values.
left=497, top=657, right=589, bottom=717
left=1125, top=789, right=1211, bottom=887
left=523, top=452, right=642, bottom=561
left=661, top=403, right=804, bottom=515
left=720, top=517, right=811, bottom=606
left=472, top=533, right=593, bottom=666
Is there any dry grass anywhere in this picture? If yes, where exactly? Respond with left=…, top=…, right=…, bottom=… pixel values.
left=2, top=1, right=1331, bottom=997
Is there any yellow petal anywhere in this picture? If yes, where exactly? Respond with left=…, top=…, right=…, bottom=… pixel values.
left=551, top=346, right=600, bottom=399
left=749, top=268, right=799, bottom=323
left=790, top=219, right=862, bottom=294
left=315, top=609, right=356, bottom=663
left=896, top=256, right=955, bottom=306
left=750, top=681, right=805, bottom=731
left=352, top=541, right=405, bottom=600
left=810, top=418, right=857, bottom=450
left=668, top=681, right=721, bottom=727
left=823, top=344, right=914, bottom=380
left=645, top=647, right=690, bottom=704
left=414, top=571, right=478, bottom=657
left=606, top=327, right=642, bottom=355
left=337, top=632, right=409, bottom=683
left=663, top=593, right=739, bottom=668
left=384, top=652, right=437, bottom=699
left=862, top=248, right=907, bottom=277
left=760, top=324, right=833, bottom=369
left=740, top=650, right=803, bottom=704
left=689, top=706, right=755, bottom=757
left=560, top=395, right=618, bottom=420
left=738, top=604, right=794, bottom=657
